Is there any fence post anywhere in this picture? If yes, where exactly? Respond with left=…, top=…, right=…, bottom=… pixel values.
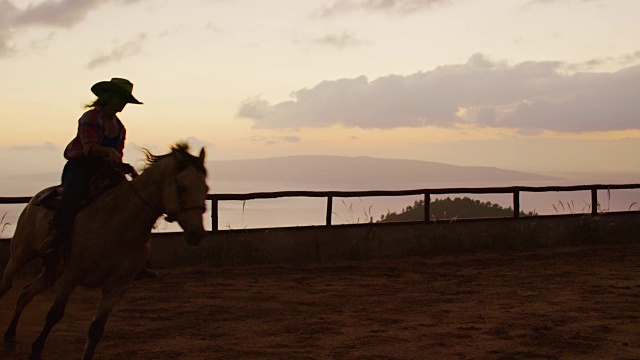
left=591, top=188, right=598, bottom=216
left=424, top=193, right=430, bottom=222
left=211, top=198, right=218, bottom=233
left=326, top=196, right=333, bottom=226
left=513, top=190, right=520, bottom=218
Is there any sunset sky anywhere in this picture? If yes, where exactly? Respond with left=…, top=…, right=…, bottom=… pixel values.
left=1, top=0, right=639, bottom=178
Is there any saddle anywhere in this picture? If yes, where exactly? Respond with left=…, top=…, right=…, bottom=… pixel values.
left=33, top=163, right=137, bottom=211
left=33, top=186, right=64, bottom=210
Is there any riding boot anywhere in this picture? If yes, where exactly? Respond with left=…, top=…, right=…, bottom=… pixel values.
left=41, top=230, right=63, bottom=285
left=40, top=228, right=58, bottom=254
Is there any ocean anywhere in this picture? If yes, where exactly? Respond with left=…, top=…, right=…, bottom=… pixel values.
left=2, top=172, right=640, bottom=238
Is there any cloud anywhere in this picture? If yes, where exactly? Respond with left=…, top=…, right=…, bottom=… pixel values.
left=502, top=66, right=640, bottom=133
left=317, top=0, right=450, bottom=18
left=86, top=33, right=147, bottom=69
left=204, top=22, right=223, bottom=33
left=12, top=0, right=107, bottom=28
left=180, top=136, right=216, bottom=151
left=6, top=142, right=59, bottom=151
left=520, top=0, right=604, bottom=12
left=312, top=31, right=366, bottom=49
left=250, top=135, right=302, bottom=145
left=527, top=0, right=601, bottom=4
left=11, top=0, right=145, bottom=28
left=560, top=51, right=640, bottom=73
left=0, top=0, right=17, bottom=57
left=618, top=51, right=640, bottom=66
left=0, top=0, right=144, bottom=57
left=237, top=53, right=640, bottom=134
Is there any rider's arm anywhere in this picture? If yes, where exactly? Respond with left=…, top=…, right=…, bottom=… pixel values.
left=77, top=109, right=102, bottom=156
left=77, top=110, right=122, bottom=163
left=86, top=144, right=122, bottom=163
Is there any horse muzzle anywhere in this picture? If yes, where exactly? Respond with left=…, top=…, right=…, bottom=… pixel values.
left=185, top=228, right=206, bottom=246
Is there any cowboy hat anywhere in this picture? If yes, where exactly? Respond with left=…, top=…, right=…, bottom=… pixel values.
left=91, top=78, right=143, bottom=104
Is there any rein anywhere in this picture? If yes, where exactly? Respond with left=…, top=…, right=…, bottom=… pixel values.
left=120, top=164, right=165, bottom=217
left=128, top=181, right=164, bottom=218
left=127, top=176, right=206, bottom=223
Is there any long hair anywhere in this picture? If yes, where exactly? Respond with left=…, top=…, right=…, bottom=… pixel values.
left=85, top=91, right=117, bottom=109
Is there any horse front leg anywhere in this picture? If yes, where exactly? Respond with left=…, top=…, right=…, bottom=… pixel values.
left=29, top=281, right=76, bottom=360
left=0, top=250, right=33, bottom=300
left=82, top=286, right=127, bottom=360
left=2, top=251, right=35, bottom=349
left=3, top=270, right=51, bottom=348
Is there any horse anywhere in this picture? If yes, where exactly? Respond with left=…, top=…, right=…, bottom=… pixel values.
left=0, top=142, right=209, bottom=360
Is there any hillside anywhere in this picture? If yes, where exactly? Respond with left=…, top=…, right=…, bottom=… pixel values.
left=0, top=155, right=560, bottom=196
left=208, top=155, right=559, bottom=184
left=379, top=197, right=535, bottom=222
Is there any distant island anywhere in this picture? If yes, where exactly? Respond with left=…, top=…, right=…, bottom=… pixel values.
left=0, top=155, right=561, bottom=197
left=208, top=155, right=560, bottom=185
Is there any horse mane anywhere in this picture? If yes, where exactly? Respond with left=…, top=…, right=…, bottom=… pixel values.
left=141, top=142, right=207, bottom=175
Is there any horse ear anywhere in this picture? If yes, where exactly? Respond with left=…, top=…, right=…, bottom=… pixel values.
left=199, top=148, right=206, bottom=163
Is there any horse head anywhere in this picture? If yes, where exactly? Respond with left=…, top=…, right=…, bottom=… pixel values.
left=146, top=143, right=209, bottom=246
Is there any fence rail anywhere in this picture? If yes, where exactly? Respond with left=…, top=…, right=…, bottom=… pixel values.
left=208, top=183, right=640, bottom=232
left=3, top=184, right=640, bottom=234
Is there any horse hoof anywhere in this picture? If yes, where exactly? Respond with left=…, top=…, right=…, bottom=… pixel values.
left=135, top=268, right=159, bottom=280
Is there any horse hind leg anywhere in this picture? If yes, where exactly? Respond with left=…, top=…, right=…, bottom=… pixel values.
left=82, top=287, right=127, bottom=360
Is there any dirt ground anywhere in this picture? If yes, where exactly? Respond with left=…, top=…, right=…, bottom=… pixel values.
left=1, top=244, right=640, bottom=360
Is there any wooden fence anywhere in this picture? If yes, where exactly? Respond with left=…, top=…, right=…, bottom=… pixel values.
left=3, top=184, right=640, bottom=235
left=208, top=183, right=640, bottom=232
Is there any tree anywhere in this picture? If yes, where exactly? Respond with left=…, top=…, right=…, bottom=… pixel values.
left=379, top=197, right=534, bottom=222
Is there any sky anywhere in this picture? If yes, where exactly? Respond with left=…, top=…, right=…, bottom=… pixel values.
left=1, top=0, right=640, bottom=181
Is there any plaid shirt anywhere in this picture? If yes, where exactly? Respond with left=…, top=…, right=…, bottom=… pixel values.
left=64, top=108, right=126, bottom=160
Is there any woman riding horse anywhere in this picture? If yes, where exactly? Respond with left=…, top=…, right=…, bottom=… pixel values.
left=41, top=78, right=156, bottom=281
left=1, top=142, right=209, bottom=360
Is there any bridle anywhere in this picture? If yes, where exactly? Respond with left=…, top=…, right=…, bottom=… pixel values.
left=164, top=178, right=207, bottom=223
left=127, top=168, right=206, bottom=223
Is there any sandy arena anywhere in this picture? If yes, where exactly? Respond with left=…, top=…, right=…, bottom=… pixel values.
left=1, top=244, right=640, bottom=359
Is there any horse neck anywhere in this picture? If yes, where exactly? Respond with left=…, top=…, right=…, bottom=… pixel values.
left=130, top=157, right=174, bottom=217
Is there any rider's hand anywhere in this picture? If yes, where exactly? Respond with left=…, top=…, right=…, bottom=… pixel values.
left=104, top=148, right=122, bottom=164
left=120, top=163, right=138, bottom=177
